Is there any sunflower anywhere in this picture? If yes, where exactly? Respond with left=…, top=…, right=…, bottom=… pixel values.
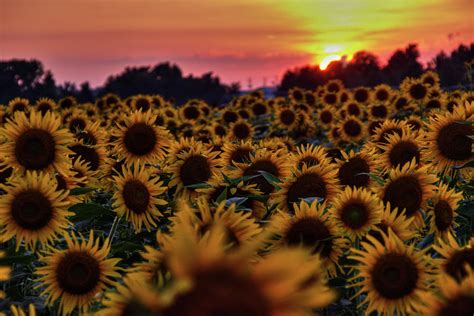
left=113, top=110, right=171, bottom=164
left=368, top=102, right=391, bottom=120
left=378, top=160, right=437, bottom=228
left=317, top=105, right=337, bottom=129
left=331, top=187, right=382, bottom=240
left=421, top=70, right=440, bottom=88
left=405, top=115, right=425, bottom=133
left=267, top=200, right=347, bottom=276
left=132, top=95, right=153, bottom=112
left=370, top=119, right=410, bottom=147
left=427, top=183, right=463, bottom=239
left=0, top=171, right=71, bottom=250
left=160, top=221, right=336, bottom=315
left=74, top=121, right=107, bottom=147
left=376, top=129, right=425, bottom=170
left=335, top=149, right=377, bottom=189
left=58, top=96, right=77, bottom=110
left=289, top=87, right=305, bottom=103
left=291, top=143, right=330, bottom=170
left=339, top=116, right=365, bottom=142
left=0, top=111, right=73, bottom=174
left=425, top=107, right=473, bottom=172
left=321, top=91, right=339, bottom=107
left=425, top=95, right=446, bottom=113
left=0, top=251, right=11, bottom=299
left=305, top=91, right=317, bottom=107
left=8, top=97, right=30, bottom=114
left=219, top=140, right=255, bottom=167
left=221, top=108, right=239, bottom=124
left=274, top=106, right=298, bottom=130
left=98, top=275, right=161, bottom=316
left=10, top=304, right=36, bottom=316
left=168, top=143, right=219, bottom=199
left=392, top=95, right=410, bottom=112
left=325, top=79, right=344, bottom=93
left=344, top=101, right=364, bottom=118
left=66, top=110, right=89, bottom=134
left=36, top=231, right=120, bottom=315
left=352, top=87, right=371, bottom=104
left=250, top=100, right=270, bottom=117
left=69, top=142, right=107, bottom=176
left=35, top=98, right=57, bottom=115
left=401, top=78, right=429, bottom=102
left=228, top=120, right=254, bottom=141
left=349, top=230, right=432, bottom=316
left=433, top=234, right=474, bottom=282
left=373, top=84, right=393, bottom=103
left=112, top=163, right=166, bottom=232
left=233, top=149, right=290, bottom=195
left=273, top=163, right=339, bottom=213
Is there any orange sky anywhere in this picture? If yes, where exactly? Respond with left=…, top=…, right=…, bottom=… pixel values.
left=1, top=0, right=473, bottom=87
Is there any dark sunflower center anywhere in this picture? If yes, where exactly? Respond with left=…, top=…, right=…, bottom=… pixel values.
left=183, top=106, right=200, bottom=120
left=223, top=111, right=238, bottom=123
left=122, top=180, right=150, bottom=214
left=69, top=118, right=86, bottom=133
left=293, top=90, right=304, bottom=100
left=55, top=174, right=68, bottom=191
left=11, top=189, right=53, bottom=230
left=320, top=111, right=333, bottom=124
left=433, top=200, right=453, bottom=232
left=383, top=176, right=422, bottom=217
left=409, top=83, right=427, bottom=100
left=280, top=109, right=296, bottom=126
left=371, top=105, right=388, bottom=118
left=388, top=141, right=420, bottom=168
left=37, top=103, right=52, bottom=114
left=343, top=120, right=362, bottom=137
left=347, top=103, right=360, bottom=116
left=233, top=123, right=251, bottom=140
left=354, top=89, right=369, bottom=103
left=340, top=202, right=369, bottom=229
left=327, top=83, right=339, bottom=92
left=407, top=119, right=421, bottom=131
left=285, top=218, right=333, bottom=258
left=76, top=131, right=97, bottom=146
left=298, top=156, right=319, bottom=169
left=326, top=148, right=342, bottom=162
left=180, top=155, right=212, bottom=187
left=324, top=94, right=337, bottom=105
left=426, top=99, right=441, bottom=109
left=376, top=90, right=389, bottom=101
left=252, top=103, right=267, bottom=116
left=135, top=98, right=150, bottom=111
left=238, top=110, right=250, bottom=119
left=446, top=101, right=458, bottom=112
left=444, top=248, right=474, bottom=281
left=60, top=98, right=73, bottom=109
left=13, top=103, right=27, bottom=113
left=306, top=93, right=316, bottom=105
left=230, top=148, right=252, bottom=164
left=214, top=125, right=227, bottom=136
left=70, top=144, right=100, bottom=171
left=436, top=122, right=473, bottom=161
left=395, top=97, right=408, bottom=110
left=56, top=251, right=101, bottom=295
left=0, top=167, right=13, bottom=184
left=423, top=76, right=435, bottom=86
left=123, top=123, right=157, bottom=156
left=243, top=160, right=280, bottom=195
left=368, top=121, right=382, bottom=136
left=437, top=294, right=474, bottom=316
left=371, top=253, right=419, bottom=299
left=161, top=266, right=270, bottom=316
left=15, top=128, right=56, bottom=170
left=337, top=157, right=370, bottom=188
left=286, top=173, right=327, bottom=211
left=121, top=299, right=154, bottom=316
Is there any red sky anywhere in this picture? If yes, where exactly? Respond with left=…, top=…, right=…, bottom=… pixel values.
left=1, top=0, right=473, bottom=87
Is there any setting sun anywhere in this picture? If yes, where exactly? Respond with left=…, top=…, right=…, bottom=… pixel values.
left=319, top=54, right=342, bottom=70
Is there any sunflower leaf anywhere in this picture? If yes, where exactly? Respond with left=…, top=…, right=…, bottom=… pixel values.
left=458, top=202, right=474, bottom=219
left=70, top=187, right=96, bottom=195
left=69, top=203, right=114, bottom=221
left=232, top=174, right=260, bottom=184
left=456, top=120, right=474, bottom=125
left=258, top=171, right=281, bottom=189
left=451, top=160, right=474, bottom=169
left=246, top=194, right=268, bottom=203
left=184, top=182, right=212, bottom=189
left=225, top=197, right=248, bottom=208
left=355, top=172, right=385, bottom=185
left=110, top=241, right=143, bottom=255
left=300, top=197, right=324, bottom=204
left=216, top=187, right=228, bottom=203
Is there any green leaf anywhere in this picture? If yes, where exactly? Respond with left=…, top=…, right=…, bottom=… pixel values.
left=69, top=203, right=114, bottom=221
left=216, top=187, right=228, bottom=203
left=226, top=197, right=248, bottom=208
left=110, top=241, right=143, bottom=255
left=246, top=194, right=269, bottom=203
left=70, top=187, right=96, bottom=195
left=451, top=161, right=474, bottom=169
left=0, top=254, right=36, bottom=265
left=300, top=197, right=324, bottom=204
left=458, top=202, right=474, bottom=219
left=456, top=120, right=474, bottom=125
left=356, top=173, right=385, bottom=185
left=184, top=182, right=212, bottom=189
left=258, top=171, right=281, bottom=189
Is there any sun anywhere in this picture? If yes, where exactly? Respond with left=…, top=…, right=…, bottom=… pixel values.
left=319, top=54, right=342, bottom=70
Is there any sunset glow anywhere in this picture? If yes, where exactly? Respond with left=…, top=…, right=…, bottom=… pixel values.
left=1, top=0, right=472, bottom=86
left=320, top=55, right=341, bottom=70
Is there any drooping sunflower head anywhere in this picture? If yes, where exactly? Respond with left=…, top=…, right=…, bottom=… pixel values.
left=335, top=149, right=376, bottom=189
left=349, top=230, right=432, bottom=316
left=331, top=187, right=383, bottom=240
left=378, top=161, right=437, bottom=228
left=8, top=97, right=30, bottom=115
left=273, top=163, right=340, bottom=213
left=113, top=110, right=171, bottom=164
left=36, top=231, right=121, bottom=315
left=0, top=111, right=73, bottom=174
left=112, top=163, right=167, bottom=232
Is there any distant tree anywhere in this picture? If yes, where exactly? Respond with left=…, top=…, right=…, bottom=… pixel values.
left=77, top=82, right=95, bottom=103
left=384, top=44, right=423, bottom=86
left=344, top=51, right=382, bottom=87
left=433, top=43, right=474, bottom=87
left=278, top=65, right=326, bottom=93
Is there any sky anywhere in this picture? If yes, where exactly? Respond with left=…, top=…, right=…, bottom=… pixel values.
left=1, top=0, right=473, bottom=88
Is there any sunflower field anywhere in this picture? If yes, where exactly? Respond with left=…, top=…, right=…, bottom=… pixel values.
left=0, top=71, right=473, bottom=315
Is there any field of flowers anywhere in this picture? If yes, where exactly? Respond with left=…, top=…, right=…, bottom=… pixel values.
left=0, top=71, right=473, bottom=315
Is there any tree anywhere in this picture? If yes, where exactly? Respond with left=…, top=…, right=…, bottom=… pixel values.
left=384, top=44, right=423, bottom=86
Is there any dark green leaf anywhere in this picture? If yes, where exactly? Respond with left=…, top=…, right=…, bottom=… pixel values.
left=216, top=187, right=228, bottom=203
left=0, top=254, right=36, bottom=265
left=258, top=171, right=281, bottom=189
left=69, top=203, right=114, bottom=221
left=452, top=161, right=474, bottom=169
left=111, top=241, right=143, bottom=255
left=70, top=187, right=96, bottom=195
left=356, top=173, right=385, bottom=185
left=184, top=182, right=212, bottom=189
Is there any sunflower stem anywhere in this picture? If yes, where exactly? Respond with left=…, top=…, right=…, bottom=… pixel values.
left=107, top=216, right=121, bottom=245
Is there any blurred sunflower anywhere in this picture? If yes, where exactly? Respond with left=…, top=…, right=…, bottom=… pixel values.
left=352, top=87, right=371, bottom=104
left=325, top=79, right=344, bottom=93
left=112, top=163, right=167, bottom=232
left=321, top=91, right=339, bottom=107
left=401, top=78, right=429, bottom=102
left=421, top=71, right=441, bottom=88
left=291, top=143, right=329, bottom=170
left=8, top=97, right=30, bottom=115
left=35, top=98, right=57, bottom=115
left=405, top=115, right=425, bottom=132
left=0, top=171, right=71, bottom=249
left=331, top=187, right=382, bottom=240
left=288, top=87, right=305, bottom=103
left=427, top=183, right=462, bottom=239
left=132, top=95, right=153, bottom=112
left=250, top=101, right=270, bottom=117
left=368, top=102, right=391, bottom=120
left=219, top=140, right=255, bottom=167
left=274, top=106, right=298, bottom=130
left=273, top=163, right=339, bottom=213
left=113, top=110, right=171, bottom=164
left=373, top=84, right=393, bottom=103
left=370, top=119, right=409, bottom=147
left=228, top=120, right=254, bottom=141
left=221, top=108, right=239, bottom=124
left=344, top=101, right=364, bottom=118
left=267, top=200, right=347, bottom=276
left=36, top=231, right=120, bottom=315
left=317, top=105, right=337, bottom=129
left=58, top=96, right=77, bottom=110
left=66, top=110, right=89, bottom=134
left=378, top=161, right=437, bottom=228
left=433, top=234, right=474, bottom=282
left=335, top=149, right=377, bottom=189
left=0, top=111, right=72, bottom=174
left=350, top=230, right=432, bottom=316
left=339, top=116, right=365, bottom=142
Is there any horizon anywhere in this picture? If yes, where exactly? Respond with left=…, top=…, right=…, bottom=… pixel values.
left=1, top=0, right=473, bottom=88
